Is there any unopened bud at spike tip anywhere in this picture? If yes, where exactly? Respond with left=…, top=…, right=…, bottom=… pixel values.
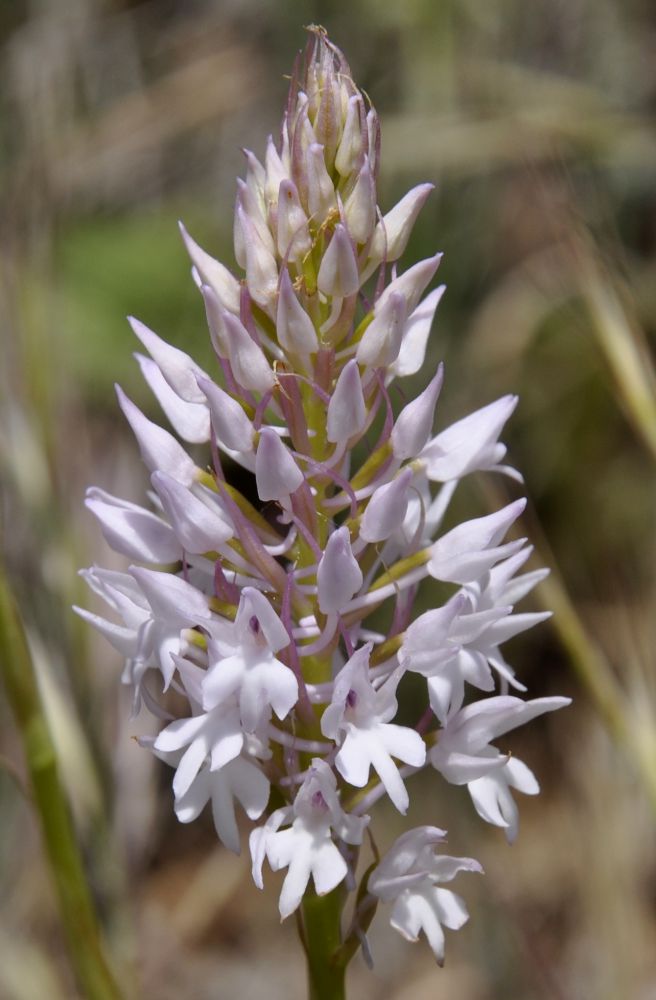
left=344, top=158, right=377, bottom=244
left=317, top=223, right=360, bottom=298
left=276, top=179, right=311, bottom=262
left=306, top=142, right=337, bottom=221
left=277, top=269, right=318, bottom=356
left=335, top=94, right=366, bottom=177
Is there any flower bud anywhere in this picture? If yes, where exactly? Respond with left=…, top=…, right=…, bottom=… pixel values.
left=313, top=75, right=341, bottom=169
left=317, top=223, right=359, bottom=298
left=255, top=427, right=304, bottom=504
left=235, top=178, right=275, bottom=268
left=366, top=109, right=381, bottom=178
left=277, top=269, right=318, bottom=356
left=317, top=527, right=363, bottom=613
left=196, top=375, right=254, bottom=455
left=360, top=467, right=414, bottom=543
left=344, top=158, right=377, bottom=244
left=178, top=222, right=240, bottom=314
left=242, top=149, right=266, bottom=207
left=201, top=283, right=229, bottom=360
left=134, top=354, right=210, bottom=444
left=152, top=471, right=233, bottom=553
left=129, top=316, right=208, bottom=404
left=377, top=253, right=442, bottom=318
left=392, top=366, right=444, bottom=460
left=238, top=204, right=279, bottom=310
left=357, top=291, right=407, bottom=368
left=222, top=311, right=274, bottom=393
left=389, top=285, right=446, bottom=379
left=290, top=99, right=316, bottom=204
left=368, top=183, right=434, bottom=269
left=327, top=359, right=366, bottom=443
left=306, top=142, right=336, bottom=221
left=335, top=94, right=365, bottom=178
left=276, top=179, right=312, bottom=263
left=116, top=384, right=196, bottom=486
left=264, top=135, right=288, bottom=206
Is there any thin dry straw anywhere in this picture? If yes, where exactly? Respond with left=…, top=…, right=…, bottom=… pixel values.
left=0, top=560, right=123, bottom=1000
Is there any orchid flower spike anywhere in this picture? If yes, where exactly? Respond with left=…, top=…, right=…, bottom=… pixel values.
left=79, top=26, right=568, bottom=987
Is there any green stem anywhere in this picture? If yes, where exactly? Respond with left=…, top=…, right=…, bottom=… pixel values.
left=301, top=887, right=347, bottom=1000
left=0, top=564, right=123, bottom=1000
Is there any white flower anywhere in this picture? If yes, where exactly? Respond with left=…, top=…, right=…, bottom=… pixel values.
left=175, top=754, right=270, bottom=854
left=368, top=826, right=482, bottom=965
left=75, top=565, right=214, bottom=711
left=430, top=695, right=571, bottom=837
left=467, top=756, right=539, bottom=844
left=250, top=759, right=368, bottom=919
left=202, top=587, right=297, bottom=732
left=401, top=593, right=473, bottom=724
left=154, top=696, right=245, bottom=802
left=321, top=645, right=426, bottom=814
left=402, top=551, right=551, bottom=723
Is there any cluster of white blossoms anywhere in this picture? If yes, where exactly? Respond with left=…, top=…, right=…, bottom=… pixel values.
left=77, top=30, right=569, bottom=966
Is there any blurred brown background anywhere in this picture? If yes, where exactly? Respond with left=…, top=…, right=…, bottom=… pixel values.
left=1, top=1, right=656, bottom=998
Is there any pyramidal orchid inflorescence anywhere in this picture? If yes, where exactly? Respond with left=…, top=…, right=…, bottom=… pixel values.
left=77, top=28, right=569, bottom=991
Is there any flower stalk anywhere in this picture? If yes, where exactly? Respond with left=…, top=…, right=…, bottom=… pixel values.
left=302, top=887, right=347, bottom=1000
left=78, top=26, right=569, bottom=991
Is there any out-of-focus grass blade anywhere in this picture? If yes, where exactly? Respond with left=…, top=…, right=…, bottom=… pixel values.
left=577, top=243, right=656, bottom=464
left=0, top=560, right=124, bottom=1000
